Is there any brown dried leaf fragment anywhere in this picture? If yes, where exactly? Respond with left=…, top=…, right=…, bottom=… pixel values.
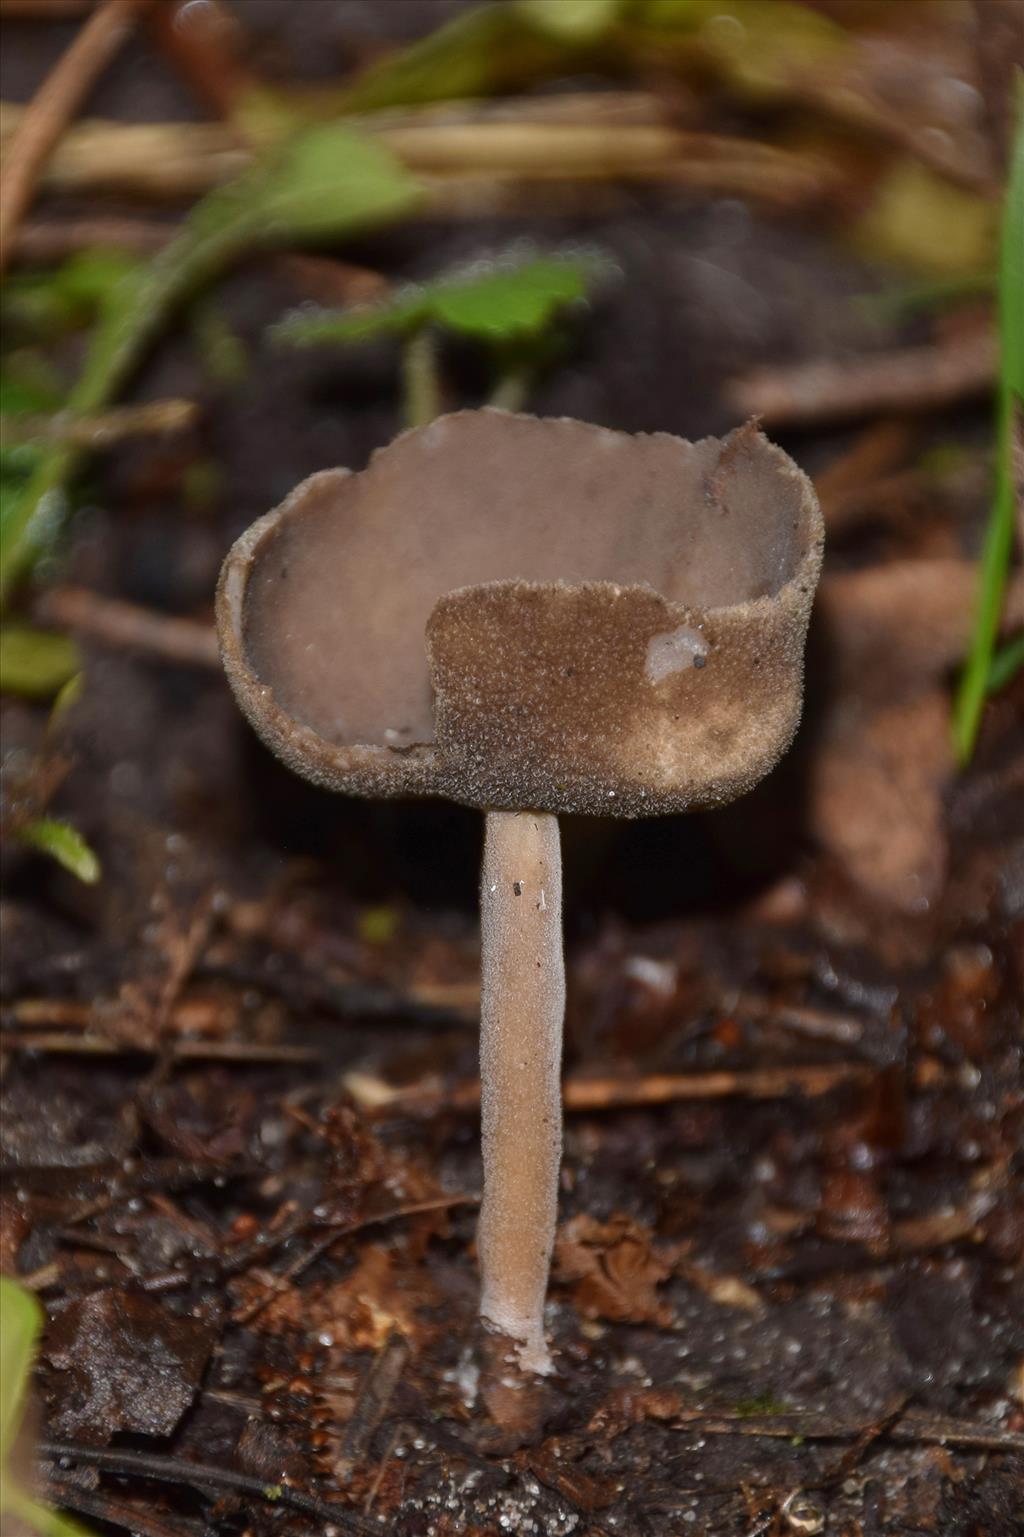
left=44, top=1290, right=214, bottom=1442
left=810, top=690, right=952, bottom=914
left=554, top=1213, right=680, bottom=1327
left=810, top=561, right=1024, bottom=911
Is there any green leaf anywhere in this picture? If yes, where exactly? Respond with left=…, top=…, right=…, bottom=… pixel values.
left=517, top=0, right=622, bottom=39
left=276, top=253, right=598, bottom=350
left=0, top=625, right=80, bottom=699
left=953, top=86, right=1024, bottom=763
left=0, top=353, right=65, bottom=417
left=852, top=161, right=997, bottom=278
left=0, top=126, right=421, bottom=607
left=0, top=1276, right=42, bottom=1466
left=0, top=1279, right=96, bottom=1537
left=16, top=818, right=100, bottom=885
left=340, top=2, right=611, bottom=112
left=188, top=123, right=421, bottom=249
left=1, top=251, right=139, bottom=344
left=635, top=0, right=847, bottom=98
left=4, top=1487, right=97, bottom=1537
left=431, top=256, right=593, bottom=339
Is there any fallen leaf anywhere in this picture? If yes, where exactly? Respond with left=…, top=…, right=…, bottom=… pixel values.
left=45, top=1291, right=213, bottom=1442
left=810, top=690, right=951, bottom=913
left=810, top=562, right=1024, bottom=910
left=820, top=560, right=1024, bottom=702
left=554, top=1213, right=679, bottom=1326
left=0, top=626, right=79, bottom=699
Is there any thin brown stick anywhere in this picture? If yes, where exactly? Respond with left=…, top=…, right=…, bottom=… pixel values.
left=0, top=0, right=95, bottom=16
left=39, top=1444, right=372, bottom=1533
left=0, top=1031, right=318, bottom=1062
left=726, top=328, right=996, bottom=428
left=349, top=1062, right=870, bottom=1116
left=0, top=101, right=830, bottom=210
left=338, top=1333, right=410, bottom=1482
left=569, top=1064, right=869, bottom=1108
left=732, top=993, right=864, bottom=1044
left=363, top=1424, right=403, bottom=1516
left=1, top=398, right=198, bottom=447
left=8, top=995, right=230, bottom=1032
left=34, top=585, right=220, bottom=668
left=0, top=0, right=146, bottom=273
left=231, top=1195, right=476, bottom=1325
left=670, top=1406, right=1024, bottom=1455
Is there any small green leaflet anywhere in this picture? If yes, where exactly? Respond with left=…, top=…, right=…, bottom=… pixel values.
left=0, top=1277, right=41, bottom=1466
left=517, top=0, right=622, bottom=39
left=0, top=1278, right=96, bottom=1537
left=0, top=625, right=80, bottom=699
left=2, top=250, right=139, bottom=344
left=275, top=254, right=598, bottom=349
left=17, top=818, right=100, bottom=885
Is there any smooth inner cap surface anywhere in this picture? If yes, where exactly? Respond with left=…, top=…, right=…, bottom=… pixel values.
left=217, top=410, right=824, bottom=815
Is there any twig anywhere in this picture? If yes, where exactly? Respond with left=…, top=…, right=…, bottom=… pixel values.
left=727, top=328, right=997, bottom=427
left=565, top=1064, right=869, bottom=1108
left=0, top=0, right=146, bottom=274
left=670, top=1406, right=1024, bottom=1454
left=0, top=100, right=830, bottom=209
left=0, top=1030, right=318, bottom=1062
left=231, top=1194, right=476, bottom=1325
left=1, top=398, right=198, bottom=448
left=363, top=1424, right=403, bottom=1516
left=39, top=1443, right=378, bottom=1534
left=34, top=586, right=220, bottom=668
left=0, top=1, right=96, bottom=14
left=817, top=1397, right=909, bottom=1490
left=352, top=1063, right=870, bottom=1116
left=8, top=995, right=232, bottom=1033
left=731, top=993, right=864, bottom=1044
left=338, top=1332, right=410, bottom=1482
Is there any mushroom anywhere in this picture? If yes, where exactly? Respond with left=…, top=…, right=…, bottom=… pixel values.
left=216, top=409, right=824, bottom=1375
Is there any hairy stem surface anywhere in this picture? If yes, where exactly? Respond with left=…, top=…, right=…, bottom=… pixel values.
left=478, top=809, right=564, bottom=1375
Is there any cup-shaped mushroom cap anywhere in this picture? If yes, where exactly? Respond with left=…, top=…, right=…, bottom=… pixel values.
left=217, top=410, right=823, bottom=816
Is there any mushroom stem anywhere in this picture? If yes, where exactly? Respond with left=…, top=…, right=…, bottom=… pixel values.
left=478, top=808, right=564, bottom=1376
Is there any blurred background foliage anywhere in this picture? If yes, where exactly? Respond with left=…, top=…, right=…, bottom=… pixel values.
left=0, top=0, right=1020, bottom=883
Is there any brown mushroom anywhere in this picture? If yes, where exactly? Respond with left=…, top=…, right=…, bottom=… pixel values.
left=217, top=409, right=823, bottom=1374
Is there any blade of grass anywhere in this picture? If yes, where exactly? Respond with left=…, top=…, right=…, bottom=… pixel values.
left=987, top=631, right=1024, bottom=695
left=0, top=1278, right=96, bottom=1536
left=16, top=817, right=101, bottom=884
left=952, top=81, right=1023, bottom=763
left=0, top=1277, right=42, bottom=1464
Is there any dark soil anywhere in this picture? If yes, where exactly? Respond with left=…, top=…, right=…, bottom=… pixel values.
left=2, top=4, right=1022, bottom=1536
